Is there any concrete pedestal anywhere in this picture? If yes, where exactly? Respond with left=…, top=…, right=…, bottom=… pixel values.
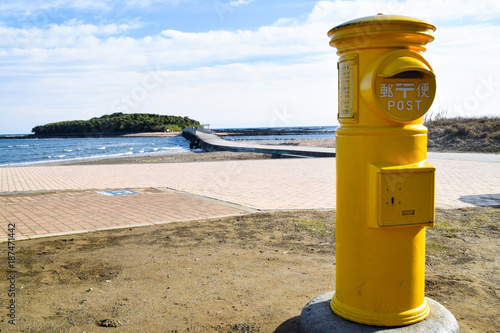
left=301, top=292, right=459, bottom=333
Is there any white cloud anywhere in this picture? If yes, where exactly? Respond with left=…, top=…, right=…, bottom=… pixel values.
left=158, top=24, right=328, bottom=66
left=0, top=21, right=142, bottom=52
left=228, top=0, right=254, bottom=7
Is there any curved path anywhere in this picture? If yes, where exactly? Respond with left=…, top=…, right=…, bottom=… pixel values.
left=185, top=129, right=336, bottom=157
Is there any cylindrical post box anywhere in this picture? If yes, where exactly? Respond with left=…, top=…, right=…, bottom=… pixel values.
left=328, top=14, right=437, bottom=326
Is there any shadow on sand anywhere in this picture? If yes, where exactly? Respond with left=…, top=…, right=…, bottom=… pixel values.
left=273, top=316, right=301, bottom=333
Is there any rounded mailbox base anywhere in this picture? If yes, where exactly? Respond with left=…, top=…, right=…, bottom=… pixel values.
left=300, top=292, right=459, bottom=333
left=330, top=292, right=430, bottom=326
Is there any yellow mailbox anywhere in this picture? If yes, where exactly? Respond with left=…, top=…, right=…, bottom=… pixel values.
left=328, top=14, right=437, bottom=326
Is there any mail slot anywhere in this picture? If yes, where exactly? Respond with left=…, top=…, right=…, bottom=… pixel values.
left=374, top=51, right=436, bottom=122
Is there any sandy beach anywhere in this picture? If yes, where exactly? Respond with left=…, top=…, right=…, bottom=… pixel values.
left=51, top=151, right=274, bottom=165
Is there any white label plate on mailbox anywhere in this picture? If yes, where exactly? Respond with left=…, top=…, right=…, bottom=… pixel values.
left=337, top=54, right=358, bottom=123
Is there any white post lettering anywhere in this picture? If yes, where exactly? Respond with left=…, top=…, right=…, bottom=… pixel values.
left=388, top=100, right=395, bottom=110
left=395, top=83, right=415, bottom=98
left=415, top=100, right=421, bottom=110
left=397, top=100, right=404, bottom=110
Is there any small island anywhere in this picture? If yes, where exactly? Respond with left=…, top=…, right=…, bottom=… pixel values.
left=30, top=113, right=202, bottom=137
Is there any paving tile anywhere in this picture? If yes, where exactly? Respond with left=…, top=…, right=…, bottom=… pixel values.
left=0, top=189, right=250, bottom=240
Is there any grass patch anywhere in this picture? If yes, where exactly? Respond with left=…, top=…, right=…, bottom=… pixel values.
left=426, top=207, right=500, bottom=257
left=433, top=221, right=462, bottom=238
left=424, top=115, right=500, bottom=152
left=285, top=208, right=499, bottom=242
left=291, top=217, right=335, bottom=237
left=426, top=242, right=454, bottom=255
left=431, top=207, right=500, bottom=236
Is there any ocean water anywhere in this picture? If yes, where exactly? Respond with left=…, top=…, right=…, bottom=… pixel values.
left=0, top=126, right=337, bottom=166
left=0, top=136, right=192, bottom=167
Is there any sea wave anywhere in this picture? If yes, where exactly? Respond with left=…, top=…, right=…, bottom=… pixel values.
left=45, top=155, right=66, bottom=159
left=12, top=151, right=137, bottom=166
left=0, top=136, right=191, bottom=166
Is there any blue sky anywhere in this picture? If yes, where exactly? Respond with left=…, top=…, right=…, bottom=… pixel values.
left=1, top=0, right=500, bottom=133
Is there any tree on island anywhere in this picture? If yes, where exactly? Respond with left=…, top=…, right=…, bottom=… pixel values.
left=31, top=113, right=202, bottom=135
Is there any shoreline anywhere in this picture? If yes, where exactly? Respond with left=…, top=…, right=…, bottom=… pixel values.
left=46, top=150, right=276, bottom=166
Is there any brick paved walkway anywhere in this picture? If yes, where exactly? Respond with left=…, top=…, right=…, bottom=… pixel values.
left=0, top=188, right=253, bottom=241
left=0, top=159, right=337, bottom=210
left=1, top=154, right=498, bottom=241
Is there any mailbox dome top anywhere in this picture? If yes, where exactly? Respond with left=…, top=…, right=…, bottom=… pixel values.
left=328, top=14, right=436, bottom=34
left=328, top=15, right=436, bottom=54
